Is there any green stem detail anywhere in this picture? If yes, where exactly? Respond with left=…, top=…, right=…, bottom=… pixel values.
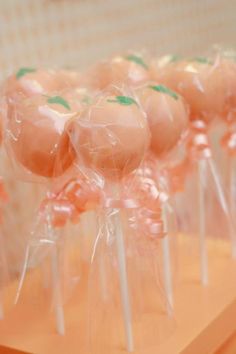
left=16, top=67, right=36, bottom=79
left=47, top=96, right=71, bottom=110
left=149, top=85, right=178, bottom=100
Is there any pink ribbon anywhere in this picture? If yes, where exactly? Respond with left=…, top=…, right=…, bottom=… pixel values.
left=40, top=178, right=101, bottom=228
left=40, top=168, right=166, bottom=241
left=126, top=172, right=166, bottom=239
left=221, top=129, right=236, bottom=156
left=187, top=120, right=212, bottom=160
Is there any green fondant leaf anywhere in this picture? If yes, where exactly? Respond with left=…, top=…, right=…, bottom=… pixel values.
left=16, top=67, right=36, bottom=79
left=190, top=56, right=213, bottom=65
left=169, top=55, right=181, bottom=63
left=149, top=85, right=179, bottom=100
left=107, top=96, right=137, bottom=106
left=125, top=54, right=148, bottom=69
left=47, top=96, right=71, bottom=110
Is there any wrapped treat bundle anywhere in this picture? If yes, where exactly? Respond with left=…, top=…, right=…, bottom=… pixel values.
left=0, top=49, right=236, bottom=353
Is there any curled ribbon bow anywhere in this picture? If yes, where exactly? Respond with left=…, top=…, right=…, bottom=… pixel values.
left=40, top=178, right=101, bottom=228
left=40, top=165, right=168, bottom=243
left=187, top=120, right=212, bottom=160
left=221, top=125, right=236, bottom=156
left=125, top=164, right=167, bottom=241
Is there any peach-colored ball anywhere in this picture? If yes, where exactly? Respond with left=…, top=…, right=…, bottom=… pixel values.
left=83, top=55, right=150, bottom=90
left=4, top=68, right=80, bottom=100
left=218, top=58, right=236, bottom=120
left=7, top=92, right=83, bottom=178
left=153, top=59, right=226, bottom=123
left=138, top=85, right=188, bottom=156
left=68, top=95, right=150, bottom=179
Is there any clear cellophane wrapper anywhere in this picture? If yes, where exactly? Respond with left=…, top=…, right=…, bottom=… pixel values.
left=80, top=50, right=151, bottom=91
left=0, top=74, right=89, bottom=317
left=66, top=88, right=175, bottom=353
left=1, top=67, right=82, bottom=184
left=153, top=51, right=236, bottom=249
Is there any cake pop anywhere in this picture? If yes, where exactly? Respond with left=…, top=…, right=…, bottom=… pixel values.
left=153, top=57, right=226, bottom=123
left=5, top=92, right=82, bottom=178
left=154, top=55, right=235, bottom=280
left=68, top=92, right=150, bottom=352
left=4, top=68, right=80, bottom=99
left=68, top=94, right=150, bottom=180
left=83, top=53, right=150, bottom=90
left=137, top=84, right=188, bottom=157
left=137, top=83, right=188, bottom=306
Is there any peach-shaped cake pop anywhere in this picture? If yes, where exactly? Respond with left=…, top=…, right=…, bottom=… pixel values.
left=68, top=94, right=150, bottom=180
left=153, top=57, right=226, bottom=123
left=83, top=54, right=150, bottom=90
left=6, top=91, right=85, bottom=178
left=4, top=68, right=80, bottom=100
left=216, top=56, right=236, bottom=122
left=137, top=84, right=188, bottom=156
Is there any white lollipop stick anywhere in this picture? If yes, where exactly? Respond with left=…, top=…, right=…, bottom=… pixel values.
left=161, top=205, right=173, bottom=315
left=113, top=184, right=133, bottom=352
left=208, top=157, right=236, bottom=258
left=226, top=157, right=236, bottom=258
left=0, top=238, right=5, bottom=319
left=94, top=210, right=108, bottom=302
left=50, top=244, right=65, bottom=335
left=46, top=211, right=65, bottom=336
left=198, top=159, right=208, bottom=286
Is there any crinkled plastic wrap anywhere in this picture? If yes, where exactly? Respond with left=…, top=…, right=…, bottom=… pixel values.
left=1, top=68, right=84, bottom=181
left=81, top=51, right=151, bottom=91
left=67, top=88, right=175, bottom=352
left=0, top=69, right=94, bottom=328
left=152, top=52, right=236, bottom=259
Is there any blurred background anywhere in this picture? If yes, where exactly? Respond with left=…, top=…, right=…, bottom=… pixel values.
left=0, top=0, right=235, bottom=80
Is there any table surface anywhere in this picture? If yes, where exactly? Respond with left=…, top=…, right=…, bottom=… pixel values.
left=0, top=235, right=236, bottom=354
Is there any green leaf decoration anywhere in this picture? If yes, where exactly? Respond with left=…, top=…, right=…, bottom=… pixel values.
left=16, top=67, right=36, bottom=79
left=125, top=54, right=148, bottom=69
left=47, top=96, right=71, bottom=110
left=189, top=56, right=213, bottom=65
left=82, top=96, right=92, bottom=104
left=169, top=54, right=181, bottom=63
left=107, top=96, right=137, bottom=106
left=149, top=85, right=179, bottom=100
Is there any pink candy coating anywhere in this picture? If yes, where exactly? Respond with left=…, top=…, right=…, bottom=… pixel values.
left=153, top=59, right=226, bottom=123
left=4, top=68, right=80, bottom=100
left=138, top=85, right=188, bottom=156
left=6, top=92, right=82, bottom=178
left=83, top=55, right=150, bottom=90
left=67, top=94, right=150, bottom=180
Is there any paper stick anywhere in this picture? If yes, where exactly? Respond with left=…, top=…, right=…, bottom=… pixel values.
left=228, top=157, right=236, bottom=257
left=161, top=205, right=173, bottom=315
left=50, top=244, right=65, bottom=336
left=113, top=184, right=133, bottom=352
left=46, top=210, right=65, bottom=336
left=209, top=157, right=236, bottom=258
left=198, top=159, right=208, bottom=286
left=97, top=211, right=108, bottom=302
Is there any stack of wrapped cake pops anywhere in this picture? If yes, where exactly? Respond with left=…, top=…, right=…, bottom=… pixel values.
left=0, top=49, right=235, bottom=353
